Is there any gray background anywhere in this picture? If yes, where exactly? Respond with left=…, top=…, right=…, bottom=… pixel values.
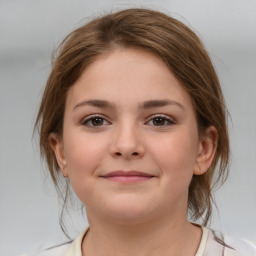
left=0, top=0, right=256, bottom=255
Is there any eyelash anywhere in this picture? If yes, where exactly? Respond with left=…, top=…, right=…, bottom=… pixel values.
left=146, top=115, right=175, bottom=127
left=81, top=114, right=175, bottom=127
left=81, top=115, right=110, bottom=127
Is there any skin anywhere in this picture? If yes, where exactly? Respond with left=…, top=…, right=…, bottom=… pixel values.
left=50, top=48, right=217, bottom=256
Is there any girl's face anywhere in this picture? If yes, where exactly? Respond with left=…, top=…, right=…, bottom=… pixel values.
left=51, top=48, right=216, bottom=224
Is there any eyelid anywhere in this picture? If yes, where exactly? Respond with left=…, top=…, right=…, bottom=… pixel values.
left=80, top=114, right=111, bottom=126
left=79, top=113, right=175, bottom=126
left=145, top=114, right=176, bottom=125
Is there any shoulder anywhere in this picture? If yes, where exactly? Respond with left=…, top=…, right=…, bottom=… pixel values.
left=224, top=234, right=256, bottom=256
left=206, top=228, right=256, bottom=256
left=18, top=241, right=72, bottom=256
left=39, top=243, right=72, bottom=256
left=18, top=228, right=88, bottom=256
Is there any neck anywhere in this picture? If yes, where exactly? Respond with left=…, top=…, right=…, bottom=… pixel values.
left=82, top=213, right=202, bottom=256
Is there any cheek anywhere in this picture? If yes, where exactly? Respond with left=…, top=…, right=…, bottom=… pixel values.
left=150, top=131, right=198, bottom=185
left=63, top=132, right=107, bottom=191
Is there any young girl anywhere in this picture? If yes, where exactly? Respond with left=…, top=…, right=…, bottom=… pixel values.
left=29, top=8, right=255, bottom=256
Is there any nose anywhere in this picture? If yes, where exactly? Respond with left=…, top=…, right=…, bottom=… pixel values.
left=109, top=124, right=145, bottom=160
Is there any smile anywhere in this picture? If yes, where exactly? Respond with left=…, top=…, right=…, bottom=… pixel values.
left=100, top=170, right=155, bottom=183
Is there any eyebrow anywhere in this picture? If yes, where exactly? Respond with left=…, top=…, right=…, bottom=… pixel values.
left=73, top=99, right=115, bottom=110
left=141, top=99, right=184, bottom=110
left=73, top=99, right=184, bottom=111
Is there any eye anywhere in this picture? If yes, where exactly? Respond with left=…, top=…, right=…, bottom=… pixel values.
left=81, top=115, right=110, bottom=127
left=146, top=115, right=175, bottom=126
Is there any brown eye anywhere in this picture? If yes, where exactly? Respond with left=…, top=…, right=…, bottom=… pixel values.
left=91, top=117, right=104, bottom=126
left=152, top=117, right=166, bottom=126
left=82, top=116, right=109, bottom=127
left=146, top=115, right=175, bottom=127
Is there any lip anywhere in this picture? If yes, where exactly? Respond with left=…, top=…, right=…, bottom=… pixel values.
left=100, top=170, right=155, bottom=183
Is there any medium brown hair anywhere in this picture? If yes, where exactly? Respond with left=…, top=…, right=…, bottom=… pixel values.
left=35, top=8, right=229, bottom=227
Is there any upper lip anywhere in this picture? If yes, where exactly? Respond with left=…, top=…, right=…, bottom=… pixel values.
left=101, top=170, right=155, bottom=177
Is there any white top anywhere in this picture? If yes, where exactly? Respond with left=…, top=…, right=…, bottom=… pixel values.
left=19, top=226, right=256, bottom=256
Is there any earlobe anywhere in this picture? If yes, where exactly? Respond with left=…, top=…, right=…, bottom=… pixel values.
left=194, top=126, right=218, bottom=175
left=49, top=133, right=68, bottom=178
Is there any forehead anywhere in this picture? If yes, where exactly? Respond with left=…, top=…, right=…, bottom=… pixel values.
left=66, top=48, right=193, bottom=109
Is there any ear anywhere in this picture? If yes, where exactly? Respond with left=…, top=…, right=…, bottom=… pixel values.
left=193, top=126, right=218, bottom=175
left=49, top=133, right=68, bottom=178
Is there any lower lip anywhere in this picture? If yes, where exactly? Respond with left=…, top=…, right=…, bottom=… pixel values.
left=102, top=175, right=154, bottom=183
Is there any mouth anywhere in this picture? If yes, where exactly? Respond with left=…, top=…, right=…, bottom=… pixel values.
left=100, top=170, right=155, bottom=183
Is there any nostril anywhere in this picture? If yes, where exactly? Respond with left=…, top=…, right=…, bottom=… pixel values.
left=114, top=151, right=139, bottom=157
